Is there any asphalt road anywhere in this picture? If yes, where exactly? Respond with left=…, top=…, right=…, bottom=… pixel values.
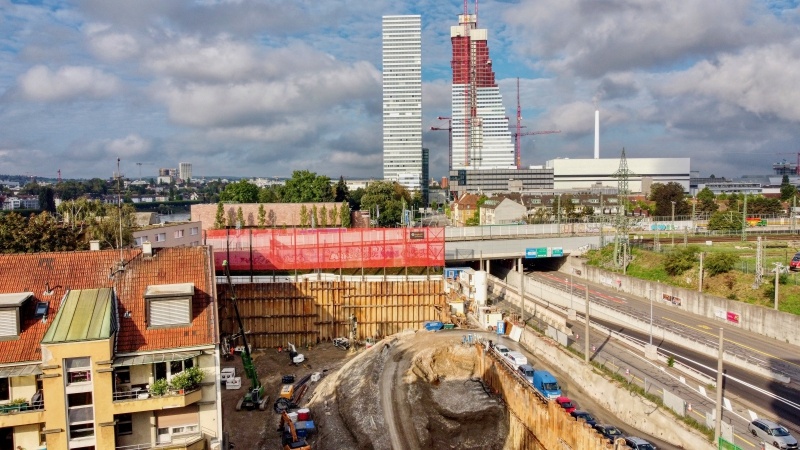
left=523, top=270, right=800, bottom=448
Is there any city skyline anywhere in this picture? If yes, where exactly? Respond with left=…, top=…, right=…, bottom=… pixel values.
left=1, top=1, right=799, bottom=181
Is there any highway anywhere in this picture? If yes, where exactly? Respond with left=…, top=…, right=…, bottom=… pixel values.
left=506, top=268, right=800, bottom=448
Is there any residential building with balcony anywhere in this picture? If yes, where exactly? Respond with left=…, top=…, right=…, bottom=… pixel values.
left=0, top=246, right=221, bottom=450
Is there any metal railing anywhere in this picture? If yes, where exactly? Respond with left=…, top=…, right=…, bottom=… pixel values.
left=116, top=432, right=203, bottom=450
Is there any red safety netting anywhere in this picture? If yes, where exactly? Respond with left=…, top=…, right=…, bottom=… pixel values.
left=205, top=227, right=445, bottom=271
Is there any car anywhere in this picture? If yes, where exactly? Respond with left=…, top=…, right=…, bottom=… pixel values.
left=791, top=253, right=800, bottom=271
left=748, top=418, right=798, bottom=449
left=556, top=396, right=576, bottom=414
left=594, top=424, right=624, bottom=443
left=493, top=344, right=510, bottom=358
left=570, top=410, right=597, bottom=427
left=505, top=351, right=528, bottom=369
left=517, top=364, right=535, bottom=384
left=625, top=436, right=657, bottom=450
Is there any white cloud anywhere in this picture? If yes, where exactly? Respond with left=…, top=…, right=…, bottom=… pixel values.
left=106, top=134, right=152, bottom=157
left=658, top=42, right=800, bottom=122
left=17, top=65, right=121, bottom=102
left=85, top=23, right=141, bottom=61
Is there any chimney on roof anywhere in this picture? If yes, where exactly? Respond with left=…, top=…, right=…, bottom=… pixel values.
left=142, top=241, right=153, bottom=257
left=90, top=240, right=100, bottom=251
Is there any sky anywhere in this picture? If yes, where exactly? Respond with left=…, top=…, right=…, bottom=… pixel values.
left=1, top=0, right=799, bottom=182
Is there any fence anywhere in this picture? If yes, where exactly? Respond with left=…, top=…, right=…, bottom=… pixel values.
left=204, top=227, right=445, bottom=271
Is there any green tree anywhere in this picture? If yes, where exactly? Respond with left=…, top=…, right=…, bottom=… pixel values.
left=38, top=186, right=56, bottom=213
left=465, top=195, right=488, bottom=226
left=282, top=170, right=333, bottom=203
left=219, top=180, right=259, bottom=203
left=88, top=204, right=136, bottom=249
left=780, top=175, right=797, bottom=201
left=258, top=185, right=280, bottom=203
left=748, top=196, right=783, bottom=215
left=695, top=187, right=719, bottom=214
left=300, top=205, right=309, bottom=227
left=705, top=252, right=738, bottom=276
left=582, top=205, right=595, bottom=217
left=664, top=246, right=699, bottom=276
left=334, top=176, right=350, bottom=202
left=258, top=204, right=266, bottom=228
left=320, top=205, right=328, bottom=227
left=348, top=187, right=364, bottom=211
left=708, top=211, right=743, bottom=231
left=339, top=202, right=351, bottom=228
left=311, top=205, right=319, bottom=227
left=649, top=182, right=689, bottom=217
left=57, top=198, right=104, bottom=233
left=214, top=202, right=226, bottom=229
left=360, top=181, right=410, bottom=227
left=236, top=207, right=244, bottom=228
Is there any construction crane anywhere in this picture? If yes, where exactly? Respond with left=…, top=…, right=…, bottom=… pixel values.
left=223, top=260, right=269, bottom=411
left=135, top=162, right=154, bottom=181
left=430, top=116, right=453, bottom=172
left=773, top=152, right=800, bottom=176
left=513, top=77, right=560, bottom=168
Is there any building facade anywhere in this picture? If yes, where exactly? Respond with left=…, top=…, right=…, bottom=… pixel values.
left=450, top=9, right=515, bottom=171
left=448, top=168, right=554, bottom=197
left=179, top=163, right=192, bottom=183
left=547, top=157, right=691, bottom=193
left=133, top=221, right=203, bottom=248
left=0, top=246, right=221, bottom=450
left=382, top=15, right=423, bottom=192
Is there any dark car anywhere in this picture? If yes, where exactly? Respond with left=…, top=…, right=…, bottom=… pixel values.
left=570, top=410, right=597, bottom=427
left=594, top=424, right=624, bottom=443
left=791, top=253, right=800, bottom=271
left=625, top=436, right=657, bottom=450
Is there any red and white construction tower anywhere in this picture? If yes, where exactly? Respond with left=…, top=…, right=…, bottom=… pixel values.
left=450, top=1, right=515, bottom=171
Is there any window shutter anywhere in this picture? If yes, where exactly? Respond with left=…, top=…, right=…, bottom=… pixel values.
left=0, top=309, right=17, bottom=337
left=150, top=298, right=190, bottom=327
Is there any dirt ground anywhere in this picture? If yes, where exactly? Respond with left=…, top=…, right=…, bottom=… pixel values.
left=221, top=331, right=508, bottom=450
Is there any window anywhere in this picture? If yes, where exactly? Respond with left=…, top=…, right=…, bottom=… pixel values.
left=65, top=357, right=92, bottom=384
left=0, top=378, right=8, bottom=401
left=174, top=230, right=184, bottom=239
left=189, top=227, right=198, bottom=236
left=155, top=233, right=166, bottom=242
left=116, top=413, right=132, bottom=436
left=114, top=366, right=130, bottom=384
left=154, top=358, right=194, bottom=382
left=145, top=283, right=194, bottom=328
left=67, top=392, right=94, bottom=440
left=134, top=236, right=148, bottom=246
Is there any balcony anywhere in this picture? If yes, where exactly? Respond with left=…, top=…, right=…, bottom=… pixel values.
left=116, top=432, right=205, bottom=450
left=112, top=387, right=202, bottom=415
left=0, top=399, right=45, bottom=427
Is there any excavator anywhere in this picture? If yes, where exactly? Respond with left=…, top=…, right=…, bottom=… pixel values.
left=280, top=411, right=311, bottom=450
left=223, top=260, right=270, bottom=411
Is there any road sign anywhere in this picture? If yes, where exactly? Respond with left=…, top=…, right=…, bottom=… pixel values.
left=552, top=247, right=563, bottom=257
left=525, top=248, right=548, bottom=258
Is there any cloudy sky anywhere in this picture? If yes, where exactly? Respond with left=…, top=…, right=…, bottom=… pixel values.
left=1, top=0, right=799, bottom=181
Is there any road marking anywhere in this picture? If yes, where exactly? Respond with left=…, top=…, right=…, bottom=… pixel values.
left=690, top=408, right=705, bottom=420
left=734, top=433, right=756, bottom=448
left=697, top=324, right=711, bottom=330
left=661, top=317, right=800, bottom=371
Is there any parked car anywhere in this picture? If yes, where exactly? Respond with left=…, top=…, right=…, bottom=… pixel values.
left=505, top=351, right=528, bottom=369
left=493, top=344, right=510, bottom=358
left=594, top=424, right=624, bottom=443
left=556, top=396, right=576, bottom=413
left=748, top=418, right=798, bottom=449
left=791, top=253, right=800, bottom=271
left=570, top=410, right=597, bottom=427
left=532, top=370, right=562, bottom=399
left=518, top=364, right=535, bottom=384
left=624, top=436, right=657, bottom=450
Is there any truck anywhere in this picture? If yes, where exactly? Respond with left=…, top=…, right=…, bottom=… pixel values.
left=533, top=370, right=561, bottom=399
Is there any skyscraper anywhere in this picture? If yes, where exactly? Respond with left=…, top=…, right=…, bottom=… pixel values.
left=382, top=15, right=422, bottom=191
left=450, top=9, right=514, bottom=171
left=179, top=162, right=192, bottom=182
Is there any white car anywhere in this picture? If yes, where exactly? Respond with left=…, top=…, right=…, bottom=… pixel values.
left=492, top=344, right=510, bottom=358
left=505, top=351, right=528, bottom=369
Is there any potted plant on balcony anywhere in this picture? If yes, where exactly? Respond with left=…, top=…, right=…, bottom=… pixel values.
left=149, top=378, right=169, bottom=397
left=169, top=372, right=191, bottom=394
left=184, top=366, right=205, bottom=388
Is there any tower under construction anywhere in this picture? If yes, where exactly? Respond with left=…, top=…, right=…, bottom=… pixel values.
left=450, top=2, right=515, bottom=171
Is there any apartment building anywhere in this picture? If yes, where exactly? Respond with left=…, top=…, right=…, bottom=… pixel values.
left=132, top=222, right=202, bottom=248
left=0, top=246, right=221, bottom=450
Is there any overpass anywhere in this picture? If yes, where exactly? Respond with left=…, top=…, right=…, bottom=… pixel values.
left=445, top=235, right=600, bottom=262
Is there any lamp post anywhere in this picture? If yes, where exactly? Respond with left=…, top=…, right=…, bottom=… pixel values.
left=557, top=194, right=561, bottom=236
left=648, top=285, right=654, bottom=345
left=570, top=269, right=574, bottom=310
left=671, top=201, right=676, bottom=247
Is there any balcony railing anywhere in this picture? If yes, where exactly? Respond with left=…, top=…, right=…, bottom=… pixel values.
left=113, top=386, right=200, bottom=402
left=115, top=431, right=203, bottom=449
left=0, top=399, right=44, bottom=414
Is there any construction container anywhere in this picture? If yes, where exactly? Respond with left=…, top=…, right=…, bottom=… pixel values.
left=297, top=408, right=310, bottom=421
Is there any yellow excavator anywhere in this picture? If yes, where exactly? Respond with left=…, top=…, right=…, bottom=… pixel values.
left=280, top=411, right=311, bottom=450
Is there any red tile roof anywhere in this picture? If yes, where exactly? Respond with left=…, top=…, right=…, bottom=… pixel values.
left=0, top=247, right=217, bottom=364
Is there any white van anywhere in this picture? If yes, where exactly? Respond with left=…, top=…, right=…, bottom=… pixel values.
left=505, top=351, right=528, bottom=369
left=493, top=344, right=510, bottom=358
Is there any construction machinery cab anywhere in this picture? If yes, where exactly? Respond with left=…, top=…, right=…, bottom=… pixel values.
left=280, top=411, right=311, bottom=450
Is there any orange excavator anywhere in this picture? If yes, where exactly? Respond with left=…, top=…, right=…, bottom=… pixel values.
left=280, top=411, right=311, bottom=450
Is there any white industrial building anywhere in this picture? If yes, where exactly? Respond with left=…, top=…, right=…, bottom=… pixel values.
left=546, top=157, right=691, bottom=194
left=179, top=162, right=192, bottom=182
left=382, top=15, right=423, bottom=192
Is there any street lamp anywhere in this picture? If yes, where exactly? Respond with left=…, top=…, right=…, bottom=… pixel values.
left=774, top=263, right=785, bottom=310
left=671, top=201, right=676, bottom=247
left=648, top=284, right=655, bottom=345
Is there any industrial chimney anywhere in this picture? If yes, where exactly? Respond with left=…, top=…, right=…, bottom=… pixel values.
left=594, top=110, right=600, bottom=159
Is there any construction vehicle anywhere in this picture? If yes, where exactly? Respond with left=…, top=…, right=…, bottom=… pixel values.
left=287, top=342, right=305, bottom=364
left=280, top=411, right=311, bottom=450
left=223, top=260, right=269, bottom=411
